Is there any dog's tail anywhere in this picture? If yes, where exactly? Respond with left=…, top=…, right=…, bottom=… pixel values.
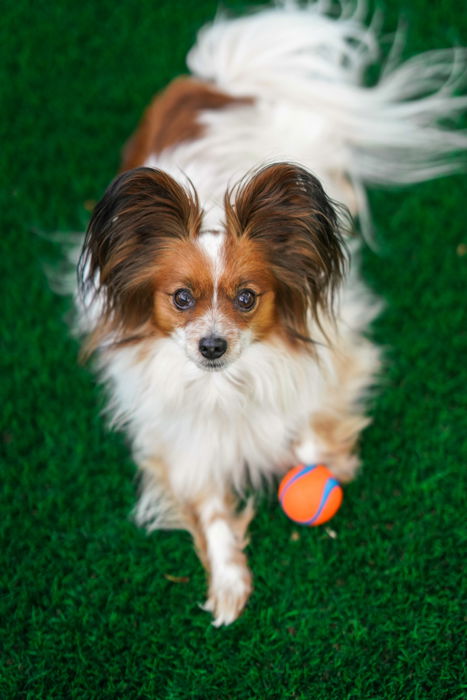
left=187, top=1, right=466, bottom=222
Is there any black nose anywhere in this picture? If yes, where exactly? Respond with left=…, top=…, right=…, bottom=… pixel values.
left=199, top=335, right=228, bottom=360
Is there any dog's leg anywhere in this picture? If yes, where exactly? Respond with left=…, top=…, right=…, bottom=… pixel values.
left=135, top=460, right=253, bottom=624
left=295, top=412, right=369, bottom=483
left=295, top=337, right=381, bottom=483
left=187, top=493, right=254, bottom=626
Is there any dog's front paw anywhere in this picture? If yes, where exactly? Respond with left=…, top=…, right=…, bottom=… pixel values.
left=202, top=563, right=252, bottom=627
left=328, top=453, right=361, bottom=483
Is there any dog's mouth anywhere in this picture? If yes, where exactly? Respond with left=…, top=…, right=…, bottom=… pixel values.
left=199, top=359, right=227, bottom=372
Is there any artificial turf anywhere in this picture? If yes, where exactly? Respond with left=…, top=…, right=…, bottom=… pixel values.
left=1, top=1, right=466, bottom=698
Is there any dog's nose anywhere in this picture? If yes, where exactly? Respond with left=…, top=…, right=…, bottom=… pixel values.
left=199, top=335, right=228, bottom=360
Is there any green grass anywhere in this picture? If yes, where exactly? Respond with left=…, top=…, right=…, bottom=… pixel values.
left=1, top=1, right=466, bottom=698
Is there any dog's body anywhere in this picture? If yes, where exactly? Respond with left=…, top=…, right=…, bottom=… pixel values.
left=75, top=3, right=467, bottom=625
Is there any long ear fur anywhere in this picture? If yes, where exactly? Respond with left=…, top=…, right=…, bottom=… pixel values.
left=78, top=166, right=202, bottom=355
left=225, top=162, right=348, bottom=345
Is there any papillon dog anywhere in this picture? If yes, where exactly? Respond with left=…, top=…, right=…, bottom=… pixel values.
left=74, top=2, right=466, bottom=625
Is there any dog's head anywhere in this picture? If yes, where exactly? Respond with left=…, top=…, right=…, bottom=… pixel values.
left=79, top=163, right=347, bottom=369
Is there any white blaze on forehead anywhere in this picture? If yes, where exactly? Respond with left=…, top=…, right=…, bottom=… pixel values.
left=198, top=230, right=225, bottom=306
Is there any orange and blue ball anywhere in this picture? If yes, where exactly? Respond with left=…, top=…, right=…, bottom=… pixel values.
left=278, top=464, right=343, bottom=526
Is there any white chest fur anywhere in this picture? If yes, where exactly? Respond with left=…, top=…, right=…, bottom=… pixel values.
left=99, top=336, right=325, bottom=497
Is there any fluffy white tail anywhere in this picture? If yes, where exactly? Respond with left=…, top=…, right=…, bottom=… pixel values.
left=187, top=1, right=467, bottom=189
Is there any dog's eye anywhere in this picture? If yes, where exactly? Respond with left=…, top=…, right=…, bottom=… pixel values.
left=235, top=288, right=257, bottom=312
left=173, top=288, right=195, bottom=310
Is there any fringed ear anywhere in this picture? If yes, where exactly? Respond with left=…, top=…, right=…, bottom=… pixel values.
left=225, top=163, right=348, bottom=344
left=78, top=166, right=202, bottom=355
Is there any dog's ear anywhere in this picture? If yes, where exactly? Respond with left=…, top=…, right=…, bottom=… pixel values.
left=78, top=167, right=202, bottom=342
left=226, top=162, right=348, bottom=343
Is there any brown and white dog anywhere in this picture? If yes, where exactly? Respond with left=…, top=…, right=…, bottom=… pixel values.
left=75, top=2, right=467, bottom=625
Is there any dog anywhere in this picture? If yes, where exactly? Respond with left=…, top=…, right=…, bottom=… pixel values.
left=74, top=2, right=466, bottom=625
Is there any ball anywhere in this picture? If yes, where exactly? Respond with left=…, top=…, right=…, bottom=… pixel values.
left=278, top=464, right=343, bottom=526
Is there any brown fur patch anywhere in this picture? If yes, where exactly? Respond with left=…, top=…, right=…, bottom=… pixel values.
left=184, top=504, right=210, bottom=573
left=217, top=234, right=278, bottom=340
left=151, top=239, right=214, bottom=334
left=121, top=77, right=252, bottom=170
